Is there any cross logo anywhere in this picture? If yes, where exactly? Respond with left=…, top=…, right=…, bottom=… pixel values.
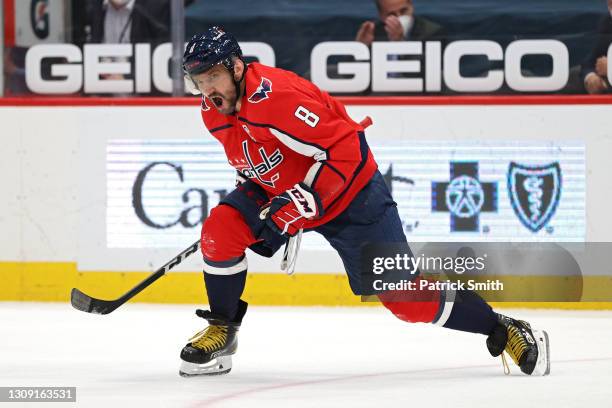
left=432, top=162, right=497, bottom=232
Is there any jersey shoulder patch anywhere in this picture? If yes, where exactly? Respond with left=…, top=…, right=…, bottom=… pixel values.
left=248, top=77, right=273, bottom=104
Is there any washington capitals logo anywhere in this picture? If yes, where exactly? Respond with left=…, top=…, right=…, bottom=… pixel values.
left=248, top=77, right=272, bottom=103
left=508, top=162, right=561, bottom=233
left=239, top=140, right=283, bottom=187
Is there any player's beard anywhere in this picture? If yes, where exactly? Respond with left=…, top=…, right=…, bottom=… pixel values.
left=209, top=89, right=238, bottom=115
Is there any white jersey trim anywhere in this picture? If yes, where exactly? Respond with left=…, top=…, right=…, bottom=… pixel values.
left=268, top=128, right=328, bottom=161
left=303, top=162, right=322, bottom=187
left=433, top=286, right=456, bottom=326
left=203, top=257, right=248, bottom=276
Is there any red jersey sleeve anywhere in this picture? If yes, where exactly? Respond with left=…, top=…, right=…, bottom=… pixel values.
left=255, top=89, right=367, bottom=213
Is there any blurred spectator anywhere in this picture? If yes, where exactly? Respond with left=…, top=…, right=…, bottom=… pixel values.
left=3, top=48, right=29, bottom=95
left=75, top=0, right=189, bottom=95
left=356, top=0, right=445, bottom=45
left=87, top=0, right=170, bottom=46
left=354, top=0, right=446, bottom=91
left=581, top=0, right=612, bottom=94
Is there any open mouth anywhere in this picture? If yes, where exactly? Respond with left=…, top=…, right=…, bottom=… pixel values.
left=211, top=96, right=223, bottom=108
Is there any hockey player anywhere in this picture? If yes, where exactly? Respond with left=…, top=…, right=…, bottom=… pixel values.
left=178, top=26, right=550, bottom=377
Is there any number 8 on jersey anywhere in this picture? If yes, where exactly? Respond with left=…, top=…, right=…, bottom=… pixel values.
left=295, top=106, right=320, bottom=128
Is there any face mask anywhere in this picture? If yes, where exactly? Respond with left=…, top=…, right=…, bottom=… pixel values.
left=398, top=14, right=414, bottom=38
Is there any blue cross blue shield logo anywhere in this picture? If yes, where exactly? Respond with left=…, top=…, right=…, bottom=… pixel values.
left=508, top=162, right=562, bottom=233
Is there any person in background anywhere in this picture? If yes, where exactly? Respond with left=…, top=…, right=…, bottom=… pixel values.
left=87, top=0, right=170, bottom=46
left=354, top=0, right=446, bottom=89
left=355, top=0, right=444, bottom=46
left=582, top=0, right=612, bottom=94
left=76, top=0, right=192, bottom=95
left=3, top=48, right=29, bottom=95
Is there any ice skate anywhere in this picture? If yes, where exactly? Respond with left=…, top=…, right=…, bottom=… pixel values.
left=179, top=301, right=247, bottom=377
left=486, top=313, right=550, bottom=376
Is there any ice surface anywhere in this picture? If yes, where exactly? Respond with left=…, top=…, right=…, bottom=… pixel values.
left=1, top=303, right=610, bottom=407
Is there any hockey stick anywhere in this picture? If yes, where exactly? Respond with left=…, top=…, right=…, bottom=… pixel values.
left=70, top=240, right=200, bottom=315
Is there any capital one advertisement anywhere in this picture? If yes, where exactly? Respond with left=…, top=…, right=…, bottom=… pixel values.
left=107, top=139, right=585, bottom=249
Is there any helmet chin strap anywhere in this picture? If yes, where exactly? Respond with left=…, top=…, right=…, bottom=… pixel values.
left=232, top=59, right=248, bottom=106
left=221, top=56, right=247, bottom=105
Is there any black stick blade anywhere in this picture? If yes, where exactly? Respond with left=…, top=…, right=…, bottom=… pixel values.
left=69, top=240, right=200, bottom=315
left=71, top=288, right=93, bottom=312
left=70, top=288, right=117, bottom=315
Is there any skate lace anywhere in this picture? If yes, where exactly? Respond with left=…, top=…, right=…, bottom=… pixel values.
left=189, top=325, right=228, bottom=352
left=505, top=325, right=528, bottom=367
left=501, top=353, right=511, bottom=375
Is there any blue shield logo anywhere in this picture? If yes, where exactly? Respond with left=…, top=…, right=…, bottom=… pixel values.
left=508, top=162, right=562, bottom=233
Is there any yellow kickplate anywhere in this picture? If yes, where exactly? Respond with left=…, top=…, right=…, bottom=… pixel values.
left=1, top=262, right=611, bottom=309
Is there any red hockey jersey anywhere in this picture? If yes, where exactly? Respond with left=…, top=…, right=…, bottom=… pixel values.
left=200, top=62, right=378, bottom=228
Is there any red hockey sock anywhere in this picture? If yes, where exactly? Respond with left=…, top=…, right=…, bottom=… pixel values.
left=201, top=204, right=257, bottom=264
left=200, top=204, right=256, bottom=319
left=378, top=276, right=441, bottom=323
